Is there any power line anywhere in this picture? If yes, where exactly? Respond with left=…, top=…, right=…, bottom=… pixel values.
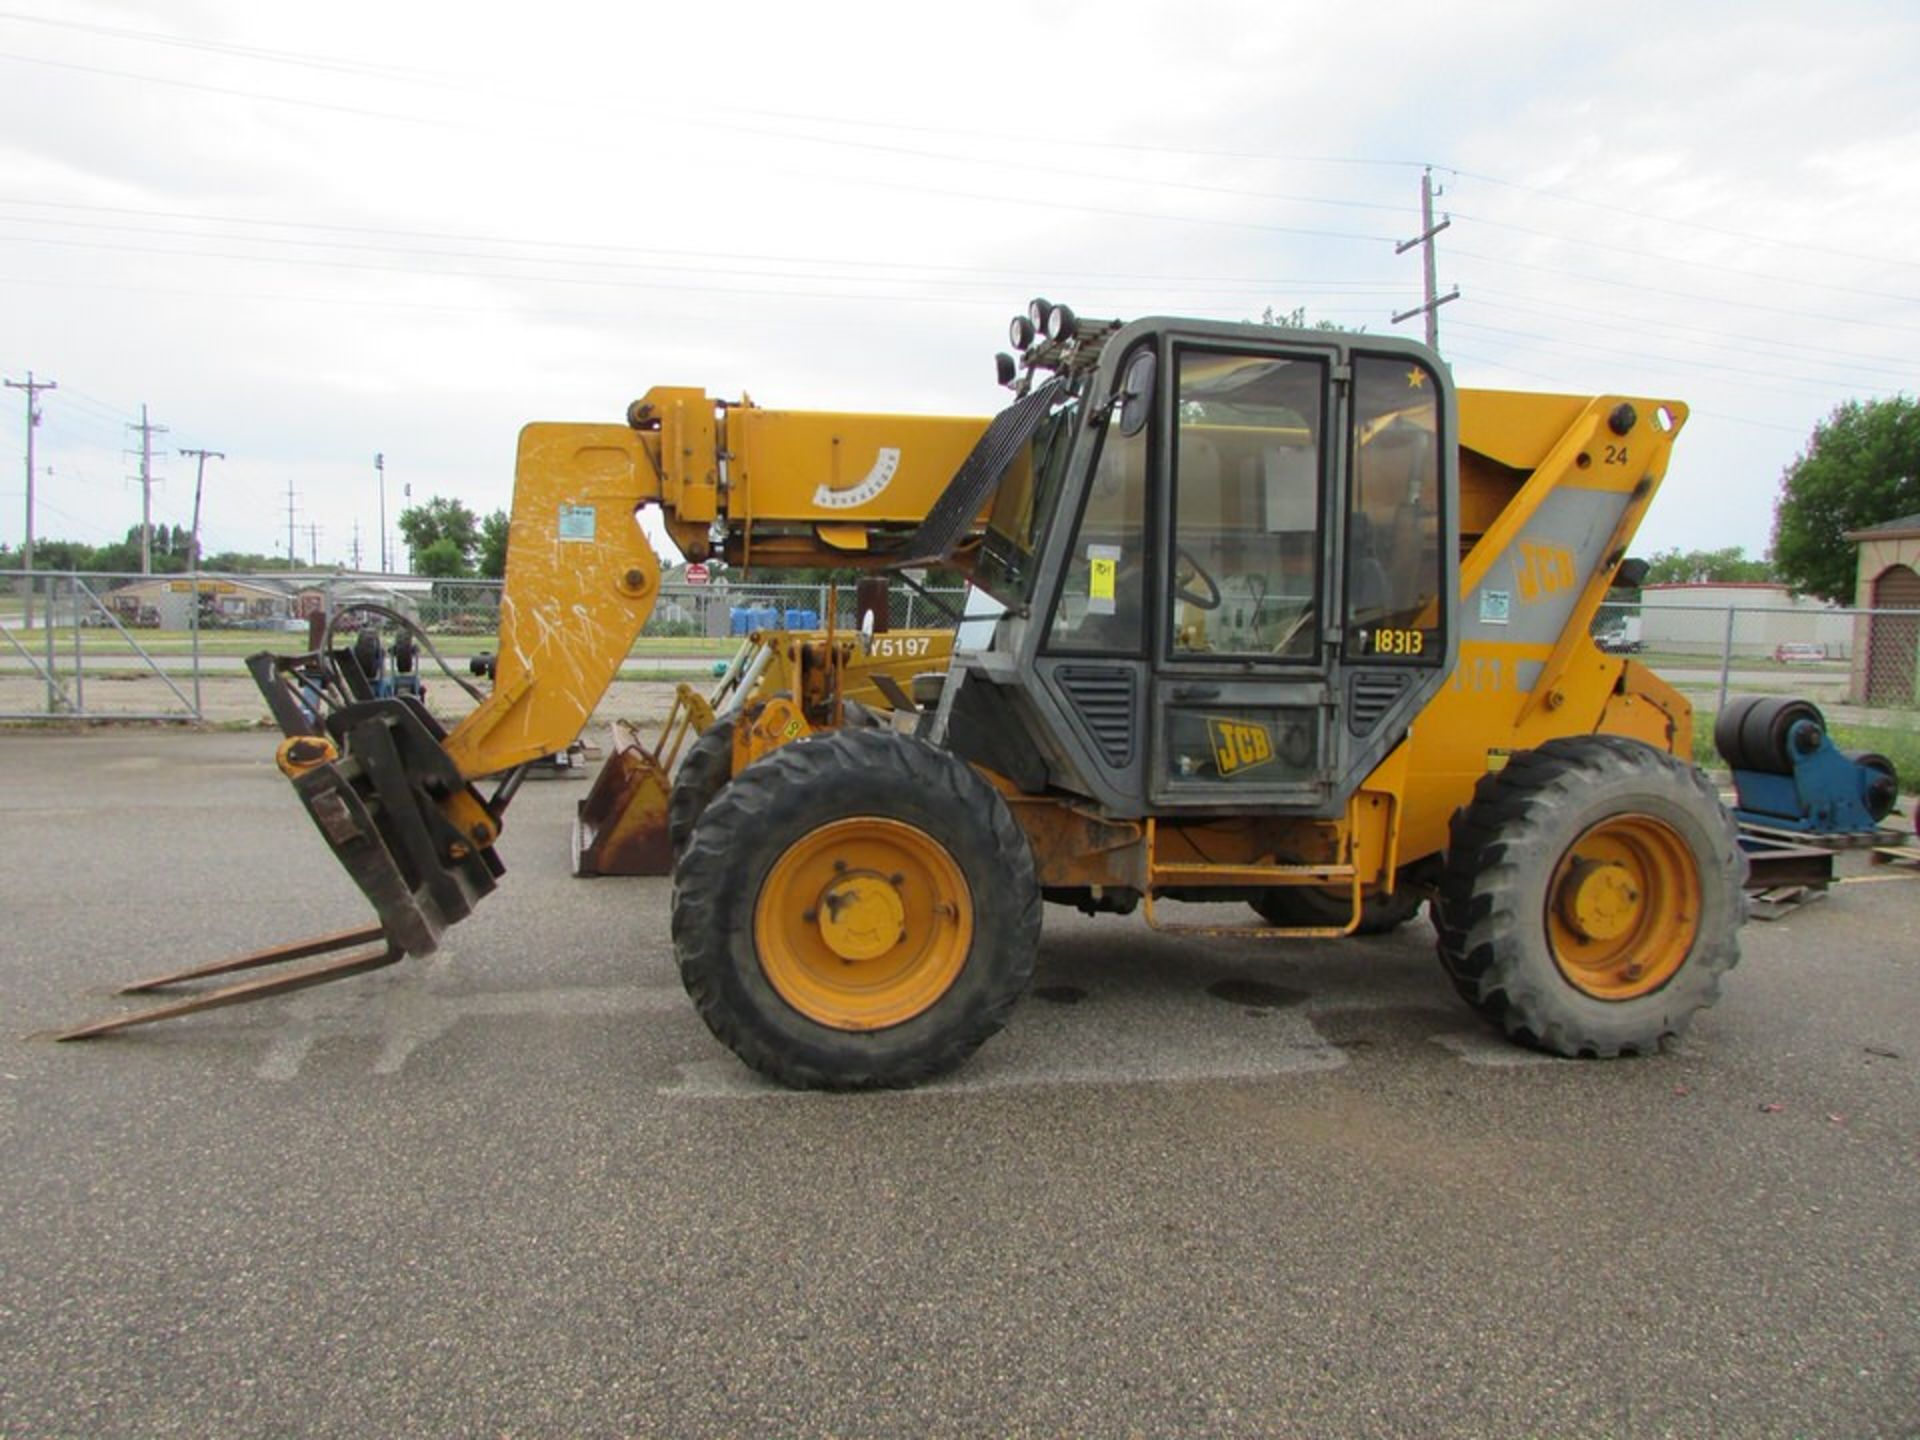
left=1443, top=166, right=1920, bottom=276
left=1447, top=245, right=1920, bottom=338
left=1464, top=290, right=1915, bottom=383
left=1448, top=207, right=1920, bottom=307
left=10, top=8, right=1917, bottom=289
left=0, top=209, right=1404, bottom=296
left=0, top=49, right=1399, bottom=248
left=1445, top=318, right=1896, bottom=399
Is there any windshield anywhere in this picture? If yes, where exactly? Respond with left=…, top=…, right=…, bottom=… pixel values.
left=975, top=397, right=1080, bottom=607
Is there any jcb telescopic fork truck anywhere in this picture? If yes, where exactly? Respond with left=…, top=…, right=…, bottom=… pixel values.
left=63, top=303, right=1745, bottom=1089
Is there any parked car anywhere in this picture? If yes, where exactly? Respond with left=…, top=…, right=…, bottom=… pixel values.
left=1774, top=642, right=1827, bottom=664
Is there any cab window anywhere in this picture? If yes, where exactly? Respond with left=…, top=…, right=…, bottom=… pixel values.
left=1343, top=355, right=1443, bottom=662
left=1169, top=350, right=1325, bottom=659
left=1046, top=419, right=1148, bottom=652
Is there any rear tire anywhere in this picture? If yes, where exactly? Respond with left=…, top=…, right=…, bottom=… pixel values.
left=667, top=718, right=735, bottom=857
left=1433, top=735, right=1746, bottom=1058
left=1250, top=882, right=1426, bottom=934
left=671, top=729, right=1040, bottom=1089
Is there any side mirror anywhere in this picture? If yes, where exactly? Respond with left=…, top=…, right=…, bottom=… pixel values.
left=1114, top=349, right=1156, bottom=438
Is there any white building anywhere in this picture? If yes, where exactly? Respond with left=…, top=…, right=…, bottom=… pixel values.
left=1637, top=583, right=1852, bottom=658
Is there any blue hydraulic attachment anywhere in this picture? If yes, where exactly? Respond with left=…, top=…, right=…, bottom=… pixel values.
left=1714, top=696, right=1898, bottom=836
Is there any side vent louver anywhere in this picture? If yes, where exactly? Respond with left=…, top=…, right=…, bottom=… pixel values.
left=1055, top=665, right=1137, bottom=768
left=1347, top=670, right=1411, bottom=736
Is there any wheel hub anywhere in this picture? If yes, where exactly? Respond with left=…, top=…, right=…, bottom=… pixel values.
left=1546, top=813, right=1701, bottom=1001
left=816, top=871, right=906, bottom=961
left=754, top=817, right=974, bottom=1031
left=1557, top=857, right=1642, bottom=942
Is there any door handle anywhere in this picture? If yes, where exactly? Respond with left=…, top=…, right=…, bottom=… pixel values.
left=1171, top=684, right=1220, bottom=700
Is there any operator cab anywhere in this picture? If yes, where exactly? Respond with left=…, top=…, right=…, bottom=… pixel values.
left=948, top=306, right=1459, bottom=819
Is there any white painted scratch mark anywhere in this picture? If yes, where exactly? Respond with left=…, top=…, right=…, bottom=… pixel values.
left=253, top=979, right=685, bottom=1081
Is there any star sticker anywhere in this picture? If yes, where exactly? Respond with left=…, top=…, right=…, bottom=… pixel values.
left=1406, top=367, right=1427, bottom=390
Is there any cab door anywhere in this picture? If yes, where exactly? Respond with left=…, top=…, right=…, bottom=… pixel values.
left=1147, top=339, right=1340, bottom=813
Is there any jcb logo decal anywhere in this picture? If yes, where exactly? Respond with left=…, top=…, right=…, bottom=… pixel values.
left=1511, top=542, right=1576, bottom=603
left=1208, top=717, right=1274, bottom=776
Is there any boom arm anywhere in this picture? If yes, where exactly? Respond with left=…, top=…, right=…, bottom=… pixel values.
left=442, top=387, right=1004, bottom=779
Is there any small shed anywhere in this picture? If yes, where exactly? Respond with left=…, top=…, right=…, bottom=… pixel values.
left=1846, top=513, right=1920, bottom=706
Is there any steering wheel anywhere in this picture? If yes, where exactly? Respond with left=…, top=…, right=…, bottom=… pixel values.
left=1173, top=548, right=1222, bottom=611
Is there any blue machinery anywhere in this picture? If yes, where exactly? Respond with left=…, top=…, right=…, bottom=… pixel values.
left=1714, top=696, right=1902, bottom=904
left=1714, top=697, right=1898, bottom=836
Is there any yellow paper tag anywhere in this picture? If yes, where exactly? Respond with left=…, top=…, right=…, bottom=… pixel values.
left=1089, top=556, right=1117, bottom=602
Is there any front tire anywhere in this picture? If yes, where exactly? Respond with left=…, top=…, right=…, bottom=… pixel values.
left=1433, top=735, right=1746, bottom=1058
left=671, top=729, right=1041, bottom=1089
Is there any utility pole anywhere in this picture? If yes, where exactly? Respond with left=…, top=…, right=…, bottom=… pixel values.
left=178, top=447, right=225, bottom=570
left=4, top=371, right=55, bottom=627
left=350, top=519, right=362, bottom=571
left=1393, top=167, right=1460, bottom=350
left=285, top=477, right=298, bottom=570
left=375, top=453, right=387, bottom=572
left=127, top=405, right=168, bottom=574
left=304, top=522, right=323, bottom=565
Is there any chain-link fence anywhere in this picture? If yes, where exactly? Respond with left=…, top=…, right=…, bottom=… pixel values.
left=0, top=570, right=971, bottom=721
left=1591, top=599, right=1915, bottom=701
left=4, top=572, right=1915, bottom=757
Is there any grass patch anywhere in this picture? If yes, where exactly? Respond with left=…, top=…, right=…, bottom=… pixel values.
left=1827, top=722, right=1920, bottom=788
left=614, top=666, right=711, bottom=682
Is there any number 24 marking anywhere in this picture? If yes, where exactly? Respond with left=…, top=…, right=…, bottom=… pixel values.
left=1604, top=444, right=1630, bottom=466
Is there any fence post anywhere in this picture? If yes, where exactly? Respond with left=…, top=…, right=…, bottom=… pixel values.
left=1715, top=604, right=1736, bottom=714
left=190, top=565, right=203, bottom=720
left=43, top=574, right=59, bottom=713
left=70, top=575, right=84, bottom=715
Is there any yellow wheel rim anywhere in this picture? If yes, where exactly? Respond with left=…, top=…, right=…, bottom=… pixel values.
left=754, top=817, right=973, bottom=1031
left=1547, top=815, right=1700, bottom=1000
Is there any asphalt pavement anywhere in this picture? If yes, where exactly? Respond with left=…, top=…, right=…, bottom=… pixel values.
left=2, top=731, right=1916, bottom=1438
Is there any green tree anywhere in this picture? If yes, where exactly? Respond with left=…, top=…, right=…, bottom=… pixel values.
left=1772, top=397, right=1920, bottom=603
left=397, top=496, right=481, bottom=576
left=477, top=509, right=510, bottom=579
left=201, top=549, right=283, bottom=572
left=1642, top=546, right=1775, bottom=587
left=414, top=536, right=472, bottom=578
left=1258, top=304, right=1364, bottom=333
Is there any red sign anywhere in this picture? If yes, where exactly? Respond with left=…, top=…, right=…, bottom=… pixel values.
left=684, top=562, right=710, bottom=586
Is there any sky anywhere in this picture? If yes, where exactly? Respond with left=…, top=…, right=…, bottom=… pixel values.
left=0, top=1, right=1915, bottom=571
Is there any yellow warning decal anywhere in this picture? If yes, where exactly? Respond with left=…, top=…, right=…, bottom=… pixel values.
left=1089, top=555, right=1117, bottom=603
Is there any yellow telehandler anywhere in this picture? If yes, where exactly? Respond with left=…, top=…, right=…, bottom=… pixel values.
left=63, top=303, right=1745, bottom=1091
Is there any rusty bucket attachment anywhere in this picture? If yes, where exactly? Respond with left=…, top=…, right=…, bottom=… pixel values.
left=573, top=682, right=717, bottom=877
left=58, top=639, right=509, bottom=1040
left=571, top=627, right=960, bottom=877
left=573, top=718, right=676, bottom=876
